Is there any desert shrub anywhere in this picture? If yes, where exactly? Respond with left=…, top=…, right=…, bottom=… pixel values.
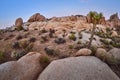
left=110, top=37, right=120, bottom=48
left=12, top=41, right=20, bottom=49
left=41, top=28, right=47, bottom=33
left=0, top=51, right=5, bottom=62
left=29, top=37, right=36, bottom=42
left=19, top=39, right=29, bottom=49
left=40, top=55, right=50, bottom=63
left=69, top=33, right=76, bottom=41
left=16, top=35, right=23, bottom=40
left=68, top=45, right=74, bottom=49
left=100, top=39, right=110, bottom=45
left=115, top=25, right=120, bottom=35
left=49, top=29, right=55, bottom=38
left=40, top=36, right=48, bottom=43
left=0, top=29, right=5, bottom=34
left=16, top=26, right=23, bottom=31
left=11, top=50, right=27, bottom=59
left=40, top=55, right=50, bottom=69
left=44, top=47, right=55, bottom=56
left=54, top=38, right=66, bottom=44
left=25, top=43, right=33, bottom=53
left=106, top=27, right=111, bottom=32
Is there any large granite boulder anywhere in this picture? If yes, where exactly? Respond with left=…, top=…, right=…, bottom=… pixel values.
left=107, top=48, right=120, bottom=64
left=28, top=13, right=46, bottom=22
left=38, top=56, right=120, bottom=80
left=15, top=18, right=23, bottom=30
left=0, top=52, right=42, bottom=80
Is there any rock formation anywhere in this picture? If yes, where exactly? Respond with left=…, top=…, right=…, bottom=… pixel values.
left=38, top=56, right=120, bottom=80
left=0, top=52, right=42, bottom=80
left=109, top=13, right=120, bottom=27
left=28, top=13, right=46, bottom=22
left=15, top=18, right=23, bottom=30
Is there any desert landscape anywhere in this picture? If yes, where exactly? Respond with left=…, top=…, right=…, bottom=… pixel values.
left=0, top=12, right=120, bottom=80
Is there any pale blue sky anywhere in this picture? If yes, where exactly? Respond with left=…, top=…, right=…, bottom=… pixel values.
left=0, top=0, right=120, bottom=29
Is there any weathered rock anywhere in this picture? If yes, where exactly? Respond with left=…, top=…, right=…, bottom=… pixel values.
left=76, top=48, right=92, bottom=56
left=38, top=56, right=120, bottom=80
left=0, top=52, right=42, bottom=80
left=15, top=18, right=23, bottom=30
left=28, top=13, right=46, bottom=22
left=95, top=48, right=107, bottom=60
left=99, top=17, right=106, bottom=25
left=107, top=48, right=120, bottom=64
left=15, top=18, right=23, bottom=27
left=111, top=31, right=118, bottom=37
left=109, top=13, right=120, bottom=27
left=110, top=13, right=119, bottom=22
left=28, top=22, right=47, bottom=30
left=86, top=14, right=92, bottom=23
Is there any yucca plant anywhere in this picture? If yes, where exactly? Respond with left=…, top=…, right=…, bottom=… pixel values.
left=88, top=11, right=103, bottom=49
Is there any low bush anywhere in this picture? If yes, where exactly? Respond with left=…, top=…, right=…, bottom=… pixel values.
left=68, top=45, right=74, bottom=49
left=0, top=51, right=5, bottom=62
left=69, top=33, right=76, bottom=41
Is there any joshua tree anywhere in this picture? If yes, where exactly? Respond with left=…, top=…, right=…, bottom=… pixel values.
left=88, top=11, right=103, bottom=49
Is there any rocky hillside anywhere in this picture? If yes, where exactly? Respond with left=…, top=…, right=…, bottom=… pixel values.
left=0, top=12, right=120, bottom=80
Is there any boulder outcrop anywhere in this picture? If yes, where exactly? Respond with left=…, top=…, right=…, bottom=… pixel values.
left=15, top=18, right=23, bottom=30
left=109, top=13, right=120, bottom=27
left=28, top=13, right=46, bottom=22
left=0, top=52, right=42, bottom=80
left=38, top=56, right=120, bottom=80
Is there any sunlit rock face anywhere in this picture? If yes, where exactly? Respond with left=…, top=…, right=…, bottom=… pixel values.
left=28, top=13, right=46, bottom=22
left=109, top=13, right=120, bottom=27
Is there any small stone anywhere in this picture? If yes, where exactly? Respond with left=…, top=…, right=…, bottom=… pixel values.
left=76, top=48, right=92, bottom=56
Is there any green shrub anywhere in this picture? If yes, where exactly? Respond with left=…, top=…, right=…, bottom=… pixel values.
left=25, top=43, right=33, bottom=53
left=68, top=45, right=74, bottom=49
left=40, top=55, right=50, bottom=69
left=0, top=51, right=4, bottom=61
left=19, top=39, right=29, bottom=49
left=44, top=47, right=55, bottom=56
left=11, top=50, right=27, bottom=59
left=40, top=36, right=48, bottom=43
left=16, top=35, right=23, bottom=40
left=100, top=39, right=110, bottom=45
left=41, top=28, right=47, bottom=33
left=106, top=27, right=111, bottom=32
left=69, top=33, right=76, bottom=41
left=40, top=56, right=50, bottom=63
left=16, top=26, right=23, bottom=31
